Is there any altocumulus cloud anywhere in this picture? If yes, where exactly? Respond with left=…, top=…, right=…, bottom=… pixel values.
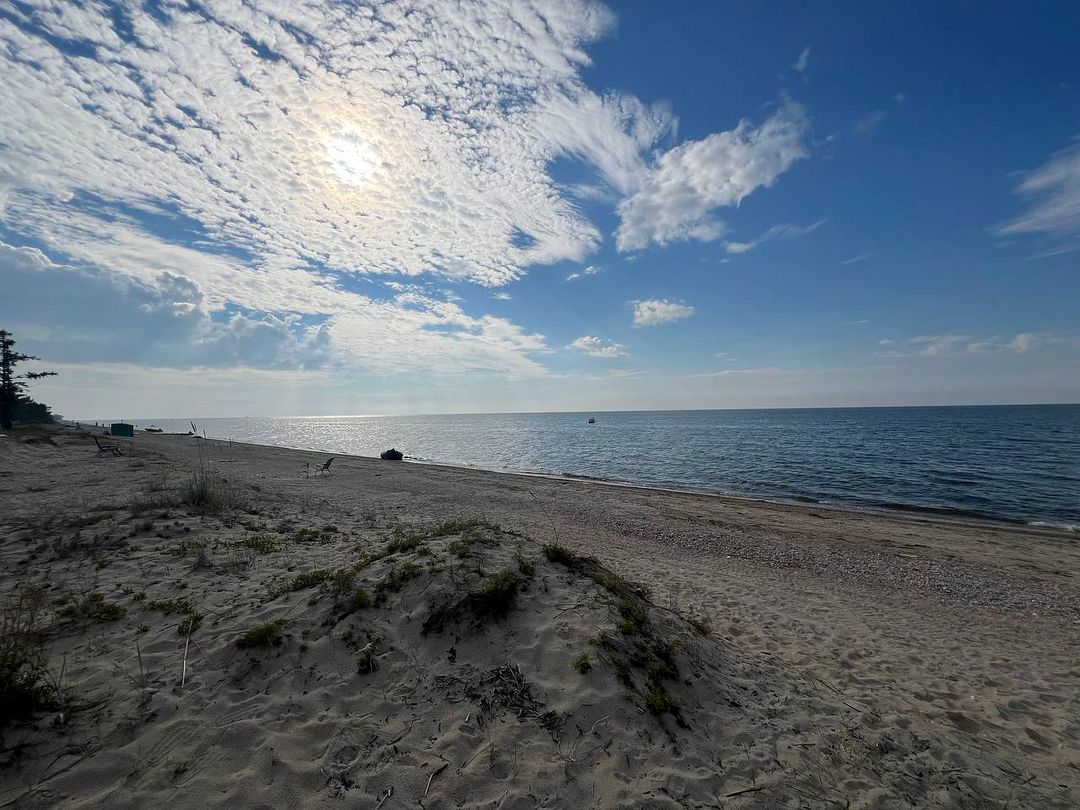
left=0, top=0, right=807, bottom=379
left=569, top=335, right=626, bottom=357
left=632, top=299, right=695, bottom=327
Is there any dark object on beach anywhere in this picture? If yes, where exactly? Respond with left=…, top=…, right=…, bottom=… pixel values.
left=110, top=422, right=134, bottom=437
left=380, top=448, right=403, bottom=461
left=143, top=426, right=163, bottom=433
left=314, top=456, right=335, bottom=476
left=93, top=435, right=122, bottom=457
left=587, top=417, right=596, bottom=424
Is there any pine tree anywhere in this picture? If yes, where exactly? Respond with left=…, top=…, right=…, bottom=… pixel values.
left=0, top=330, right=57, bottom=429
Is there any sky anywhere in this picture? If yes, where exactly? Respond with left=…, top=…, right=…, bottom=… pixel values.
left=1, top=0, right=1078, bottom=418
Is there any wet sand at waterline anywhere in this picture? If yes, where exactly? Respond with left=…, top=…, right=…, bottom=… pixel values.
left=1, top=424, right=1077, bottom=807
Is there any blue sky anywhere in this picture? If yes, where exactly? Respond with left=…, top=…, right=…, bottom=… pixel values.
left=1, top=1, right=1078, bottom=417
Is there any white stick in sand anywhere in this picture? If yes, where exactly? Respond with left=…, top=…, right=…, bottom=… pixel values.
left=181, top=632, right=190, bottom=688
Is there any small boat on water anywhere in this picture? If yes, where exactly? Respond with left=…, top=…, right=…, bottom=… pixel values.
left=587, top=417, right=596, bottom=424
left=143, top=426, right=163, bottom=433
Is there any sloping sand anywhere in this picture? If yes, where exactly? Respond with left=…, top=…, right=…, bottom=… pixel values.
left=0, top=425, right=1077, bottom=808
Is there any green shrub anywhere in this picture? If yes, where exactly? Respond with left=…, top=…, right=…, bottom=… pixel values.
left=331, top=567, right=356, bottom=594
left=181, top=468, right=246, bottom=514
left=428, top=518, right=487, bottom=538
left=385, top=531, right=425, bottom=554
left=241, top=533, right=278, bottom=554
left=349, top=588, right=372, bottom=610
left=472, top=570, right=523, bottom=621
left=177, top=613, right=203, bottom=635
left=288, top=569, right=330, bottom=591
left=572, top=653, right=592, bottom=674
left=0, top=592, right=49, bottom=724
left=422, top=569, right=523, bottom=634
left=645, top=684, right=676, bottom=715
left=59, top=593, right=126, bottom=621
left=237, top=619, right=284, bottom=649
left=144, top=597, right=195, bottom=615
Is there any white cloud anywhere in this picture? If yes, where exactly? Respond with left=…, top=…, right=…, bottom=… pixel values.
left=568, top=335, right=626, bottom=357
left=841, top=253, right=872, bottom=265
left=493, top=291, right=512, bottom=300
left=631, top=299, right=694, bottom=327
left=878, top=332, right=1048, bottom=358
left=793, top=47, right=811, bottom=72
left=615, top=102, right=809, bottom=251
left=997, top=141, right=1080, bottom=253
left=854, top=110, right=886, bottom=134
left=566, top=264, right=603, bottom=281
left=724, top=219, right=825, bottom=254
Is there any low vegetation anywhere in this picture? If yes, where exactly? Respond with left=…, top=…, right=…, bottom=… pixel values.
left=287, top=569, right=330, bottom=591
left=423, top=568, right=525, bottom=634
left=571, top=653, right=592, bottom=674
left=177, top=613, right=203, bottom=635
left=0, top=590, right=51, bottom=725
left=144, top=597, right=196, bottom=615
left=236, top=619, right=284, bottom=649
left=59, top=593, right=127, bottom=622
left=240, top=533, right=278, bottom=554
left=181, top=467, right=246, bottom=514
left=373, top=561, right=423, bottom=605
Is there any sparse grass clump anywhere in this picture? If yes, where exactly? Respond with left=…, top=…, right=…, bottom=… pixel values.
left=349, top=588, right=372, bottom=611
left=645, top=684, right=677, bottom=715
left=181, top=467, right=245, bottom=515
left=144, top=597, right=202, bottom=634
left=144, top=597, right=195, bottom=615
left=59, top=593, right=127, bottom=621
left=515, top=553, right=535, bottom=577
left=385, top=531, right=425, bottom=554
left=541, top=542, right=580, bottom=566
left=373, top=562, right=423, bottom=604
left=1, top=590, right=50, bottom=724
left=331, top=567, right=356, bottom=594
left=288, top=569, right=330, bottom=591
left=422, top=568, right=525, bottom=634
left=292, top=528, right=335, bottom=544
left=429, top=518, right=488, bottom=538
left=241, top=533, right=278, bottom=554
left=543, top=543, right=649, bottom=602
left=236, top=619, right=284, bottom=649
left=472, top=570, right=523, bottom=620
left=177, top=613, right=203, bottom=635
left=572, top=653, right=592, bottom=674
left=616, top=599, right=649, bottom=635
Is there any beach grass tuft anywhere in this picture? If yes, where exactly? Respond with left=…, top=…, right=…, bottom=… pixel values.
left=236, top=619, right=284, bottom=649
left=287, top=569, right=330, bottom=591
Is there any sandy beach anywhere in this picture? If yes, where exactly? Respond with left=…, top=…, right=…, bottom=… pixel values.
left=1, top=423, right=1077, bottom=808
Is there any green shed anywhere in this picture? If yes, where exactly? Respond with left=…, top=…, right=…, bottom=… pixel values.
left=110, top=422, right=134, bottom=437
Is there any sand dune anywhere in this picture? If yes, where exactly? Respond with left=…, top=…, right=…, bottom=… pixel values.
left=0, top=425, right=1077, bottom=807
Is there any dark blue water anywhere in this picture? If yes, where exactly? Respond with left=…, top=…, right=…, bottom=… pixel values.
left=134, top=405, right=1080, bottom=530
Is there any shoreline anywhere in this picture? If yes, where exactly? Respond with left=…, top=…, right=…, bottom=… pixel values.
left=98, top=423, right=1079, bottom=537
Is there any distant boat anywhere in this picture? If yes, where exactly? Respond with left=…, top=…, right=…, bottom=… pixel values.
left=587, top=417, right=596, bottom=424
left=143, top=425, right=163, bottom=433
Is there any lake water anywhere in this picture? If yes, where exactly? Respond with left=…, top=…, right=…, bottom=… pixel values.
left=132, top=405, right=1080, bottom=530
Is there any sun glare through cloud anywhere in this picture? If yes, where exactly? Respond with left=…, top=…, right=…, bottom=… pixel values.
left=325, top=134, right=380, bottom=188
